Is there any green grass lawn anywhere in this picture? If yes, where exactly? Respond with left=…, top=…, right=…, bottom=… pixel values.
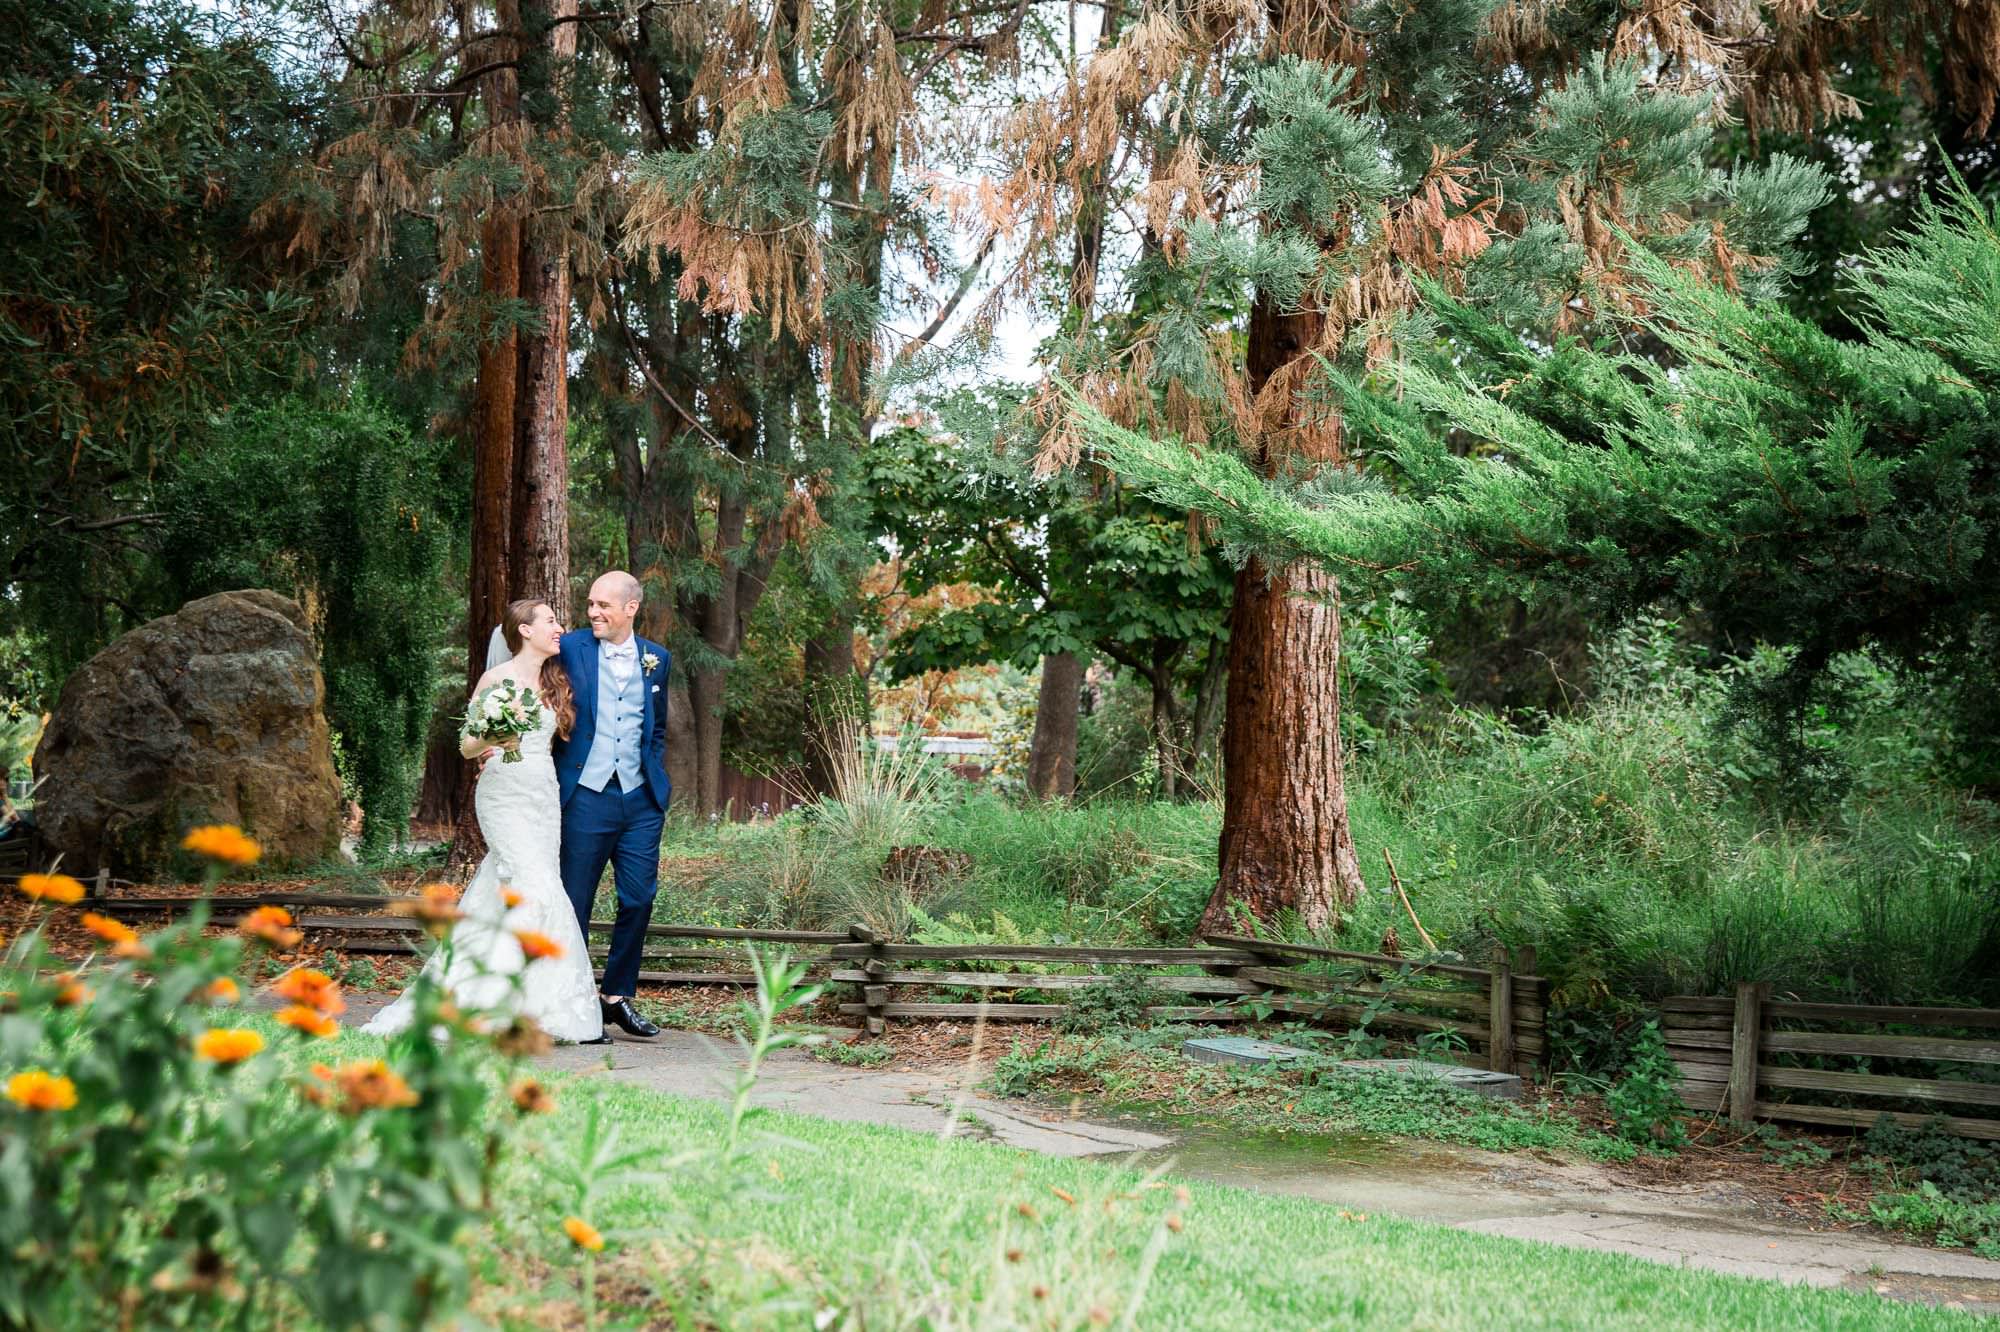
left=483, top=1069, right=1984, bottom=1330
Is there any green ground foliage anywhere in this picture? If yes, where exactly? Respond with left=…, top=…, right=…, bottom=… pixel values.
left=985, top=1027, right=1636, bottom=1162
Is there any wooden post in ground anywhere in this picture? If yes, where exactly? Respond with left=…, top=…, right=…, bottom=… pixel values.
left=1728, top=981, right=1770, bottom=1126
left=1488, top=947, right=1515, bottom=1073
left=91, top=867, right=108, bottom=902
left=851, top=923, right=887, bottom=1037
left=1512, top=945, right=1539, bottom=1076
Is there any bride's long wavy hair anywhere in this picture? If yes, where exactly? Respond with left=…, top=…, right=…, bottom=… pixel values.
left=503, top=598, right=575, bottom=739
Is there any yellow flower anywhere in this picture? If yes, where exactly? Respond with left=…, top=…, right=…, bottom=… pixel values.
left=501, top=887, right=523, bottom=910
left=562, top=1217, right=605, bottom=1252
left=52, top=973, right=92, bottom=1008
left=5, top=1070, right=77, bottom=1111
left=182, top=824, right=261, bottom=866
left=237, top=906, right=301, bottom=949
left=194, top=1028, right=265, bottom=1064
left=16, top=874, right=84, bottom=904
left=329, top=1059, right=418, bottom=1113
left=204, top=977, right=241, bottom=1004
left=514, top=930, right=563, bottom=961
left=275, top=1005, right=339, bottom=1038
left=271, top=967, right=345, bottom=1015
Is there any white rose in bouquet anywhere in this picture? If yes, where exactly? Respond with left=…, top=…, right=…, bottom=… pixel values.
left=462, top=678, right=545, bottom=763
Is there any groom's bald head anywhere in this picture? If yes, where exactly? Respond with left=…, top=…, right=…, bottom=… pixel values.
left=587, top=570, right=643, bottom=643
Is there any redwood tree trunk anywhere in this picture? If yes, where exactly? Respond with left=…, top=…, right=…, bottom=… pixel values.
left=1026, top=650, right=1082, bottom=800
left=510, top=224, right=571, bottom=610
left=448, top=2, right=573, bottom=874
left=1197, top=293, right=1366, bottom=933
left=448, top=204, right=524, bottom=874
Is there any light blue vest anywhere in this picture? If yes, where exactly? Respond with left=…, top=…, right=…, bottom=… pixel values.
left=579, top=646, right=646, bottom=794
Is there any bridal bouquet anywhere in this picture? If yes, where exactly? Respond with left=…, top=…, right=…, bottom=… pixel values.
left=464, top=678, right=543, bottom=763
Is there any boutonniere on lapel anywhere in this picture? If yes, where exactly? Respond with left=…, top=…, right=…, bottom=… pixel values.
left=641, top=651, right=660, bottom=673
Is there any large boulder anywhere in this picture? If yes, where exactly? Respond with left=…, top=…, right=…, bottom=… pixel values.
left=34, top=590, right=342, bottom=877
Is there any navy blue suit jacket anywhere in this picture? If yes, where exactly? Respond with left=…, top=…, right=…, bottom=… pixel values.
left=552, top=628, right=672, bottom=811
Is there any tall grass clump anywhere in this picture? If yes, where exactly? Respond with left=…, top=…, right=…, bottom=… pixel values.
left=669, top=715, right=967, bottom=937
left=1338, top=624, right=2000, bottom=1013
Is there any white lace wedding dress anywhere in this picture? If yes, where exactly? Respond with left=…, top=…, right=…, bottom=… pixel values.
left=364, top=704, right=603, bottom=1042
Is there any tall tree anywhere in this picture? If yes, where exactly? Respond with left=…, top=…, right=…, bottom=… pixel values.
left=295, top=0, right=606, bottom=848
left=1091, top=183, right=2000, bottom=785
left=1004, top=4, right=1841, bottom=933
left=1, top=0, right=317, bottom=668
left=596, top=0, right=1037, bottom=815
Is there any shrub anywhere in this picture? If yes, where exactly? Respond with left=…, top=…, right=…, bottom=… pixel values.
left=0, top=855, right=542, bottom=1329
left=1056, top=973, right=1165, bottom=1034
left=1603, top=1021, right=1688, bottom=1149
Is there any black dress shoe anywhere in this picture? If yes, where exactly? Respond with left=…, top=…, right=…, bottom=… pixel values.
left=576, top=1034, right=613, bottom=1046
left=600, top=997, right=659, bottom=1038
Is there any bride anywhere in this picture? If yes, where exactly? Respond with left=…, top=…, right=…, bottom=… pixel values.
left=364, top=599, right=605, bottom=1044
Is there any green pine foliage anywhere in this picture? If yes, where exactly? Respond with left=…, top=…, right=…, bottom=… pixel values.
left=1, top=0, right=320, bottom=668
left=1084, top=181, right=2000, bottom=782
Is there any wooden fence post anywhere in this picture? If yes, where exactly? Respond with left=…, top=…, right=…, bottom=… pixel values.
left=1488, top=947, right=1515, bottom=1073
left=91, top=867, right=108, bottom=902
left=850, top=923, right=887, bottom=1037
left=1512, top=946, right=1539, bottom=1076
left=1727, top=981, right=1770, bottom=1126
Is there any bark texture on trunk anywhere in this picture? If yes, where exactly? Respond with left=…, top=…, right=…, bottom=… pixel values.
left=1199, top=291, right=1365, bottom=932
left=511, top=233, right=571, bottom=609
left=1026, top=650, right=1082, bottom=800
left=448, top=2, right=574, bottom=874
left=1201, top=559, right=1363, bottom=934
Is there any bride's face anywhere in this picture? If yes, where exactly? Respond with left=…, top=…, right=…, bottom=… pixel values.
left=525, top=604, right=563, bottom=654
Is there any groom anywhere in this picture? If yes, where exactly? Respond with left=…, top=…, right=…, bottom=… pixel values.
left=553, top=570, right=671, bottom=1039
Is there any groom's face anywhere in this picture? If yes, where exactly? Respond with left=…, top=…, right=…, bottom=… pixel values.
left=586, top=575, right=640, bottom=643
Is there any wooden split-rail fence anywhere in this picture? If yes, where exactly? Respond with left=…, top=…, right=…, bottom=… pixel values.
left=1663, top=984, right=2000, bottom=1141
left=60, top=891, right=1548, bottom=1074
left=830, top=928, right=1548, bottom=1076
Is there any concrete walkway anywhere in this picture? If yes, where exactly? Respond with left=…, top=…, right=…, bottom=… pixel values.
left=352, top=997, right=2000, bottom=1314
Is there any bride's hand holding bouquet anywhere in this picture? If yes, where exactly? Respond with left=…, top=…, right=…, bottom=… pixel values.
left=463, top=678, right=543, bottom=764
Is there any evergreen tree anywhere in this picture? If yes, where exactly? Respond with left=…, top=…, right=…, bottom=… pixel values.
left=1084, top=183, right=2000, bottom=785
left=1009, top=2, right=1833, bottom=933
left=1, top=0, right=319, bottom=668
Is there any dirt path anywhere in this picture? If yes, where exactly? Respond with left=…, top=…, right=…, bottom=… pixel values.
left=352, top=996, right=2000, bottom=1315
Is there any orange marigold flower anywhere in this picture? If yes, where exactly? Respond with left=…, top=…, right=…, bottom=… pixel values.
left=182, top=824, right=261, bottom=866
left=501, top=887, right=523, bottom=909
left=16, top=873, right=85, bottom=904
left=509, top=1077, right=555, bottom=1114
left=80, top=912, right=137, bottom=946
left=514, top=930, right=563, bottom=961
left=389, top=882, right=462, bottom=937
left=204, top=977, right=241, bottom=1004
left=5, top=1070, right=77, bottom=1111
left=276, top=1005, right=339, bottom=1038
left=238, top=906, right=302, bottom=949
left=53, top=973, right=92, bottom=1008
left=330, top=1059, right=419, bottom=1113
left=562, top=1217, right=605, bottom=1252
left=194, top=1028, right=265, bottom=1064
left=271, top=967, right=345, bottom=1015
